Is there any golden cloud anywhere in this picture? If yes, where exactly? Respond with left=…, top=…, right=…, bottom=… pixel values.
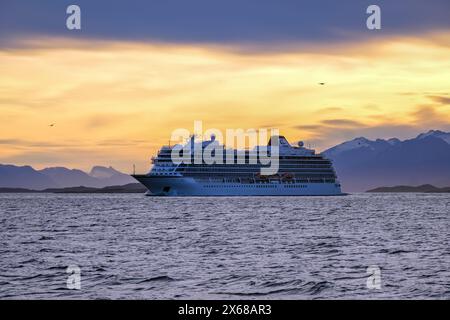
left=1, top=32, right=449, bottom=171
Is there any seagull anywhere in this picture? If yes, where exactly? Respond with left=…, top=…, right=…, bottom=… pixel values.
left=319, top=82, right=325, bottom=85
left=49, top=123, right=55, bottom=127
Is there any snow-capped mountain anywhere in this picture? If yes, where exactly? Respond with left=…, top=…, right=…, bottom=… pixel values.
left=323, top=137, right=373, bottom=158
left=416, top=130, right=450, bottom=144
left=325, top=130, right=449, bottom=158
left=88, top=166, right=136, bottom=186
left=323, top=130, right=450, bottom=192
left=89, top=166, right=123, bottom=178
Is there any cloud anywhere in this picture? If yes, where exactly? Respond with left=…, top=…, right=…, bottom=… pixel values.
left=0, top=139, right=86, bottom=149
left=0, top=139, right=22, bottom=145
left=321, top=119, right=365, bottom=127
left=259, top=123, right=285, bottom=129
left=1, top=0, right=450, bottom=49
left=428, top=95, right=450, bottom=105
left=0, top=138, right=152, bottom=149
left=1, top=26, right=449, bottom=169
left=316, top=107, right=344, bottom=113
left=294, top=118, right=365, bottom=136
left=411, top=104, right=450, bottom=129
left=0, top=141, right=153, bottom=172
left=293, top=104, right=450, bottom=151
left=293, top=125, right=323, bottom=131
left=84, top=113, right=143, bottom=129
left=96, top=139, right=155, bottom=147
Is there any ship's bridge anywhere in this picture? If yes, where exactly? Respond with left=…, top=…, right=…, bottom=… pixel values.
left=268, top=135, right=315, bottom=156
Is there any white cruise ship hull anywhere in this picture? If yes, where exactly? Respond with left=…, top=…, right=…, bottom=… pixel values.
left=132, top=176, right=344, bottom=196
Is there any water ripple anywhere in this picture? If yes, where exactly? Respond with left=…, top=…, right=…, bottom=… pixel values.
left=0, top=193, right=449, bottom=299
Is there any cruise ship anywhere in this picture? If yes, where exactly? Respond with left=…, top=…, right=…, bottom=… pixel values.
left=132, top=135, right=343, bottom=196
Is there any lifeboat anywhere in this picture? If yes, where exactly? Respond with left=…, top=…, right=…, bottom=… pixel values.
left=281, top=173, right=294, bottom=181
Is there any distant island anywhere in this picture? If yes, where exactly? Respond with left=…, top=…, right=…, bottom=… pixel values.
left=367, top=184, right=450, bottom=193
left=0, top=183, right=146, bottom=194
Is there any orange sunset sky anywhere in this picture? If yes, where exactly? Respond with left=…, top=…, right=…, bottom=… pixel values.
left=0, top=1, right=449, bottom=173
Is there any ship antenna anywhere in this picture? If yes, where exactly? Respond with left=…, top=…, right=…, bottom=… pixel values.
left=133, top=164, right=135, bottom=175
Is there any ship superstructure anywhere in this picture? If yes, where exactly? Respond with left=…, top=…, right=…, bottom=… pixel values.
left=132, top=135, right=343, bottom=196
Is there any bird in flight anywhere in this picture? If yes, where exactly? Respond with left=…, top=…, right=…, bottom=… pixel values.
left=49, top=123, right=55, bottom=127
left=319, top=82, right=325, bottom=85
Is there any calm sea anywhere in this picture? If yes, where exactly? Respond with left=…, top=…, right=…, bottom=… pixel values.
left=0, top=193, right=448, bottom=299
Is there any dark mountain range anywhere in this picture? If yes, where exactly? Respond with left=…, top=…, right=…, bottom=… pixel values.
left=0, top=165, right=56, bottom=190
left=323, top=130, right=450, bottom=192
left=0, top=165, right=135, bottom=190
left=1, top=130, right=450, bottom=192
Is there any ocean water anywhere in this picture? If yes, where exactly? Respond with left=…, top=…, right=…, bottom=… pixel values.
left=0, top=193, right=448, bottom=299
